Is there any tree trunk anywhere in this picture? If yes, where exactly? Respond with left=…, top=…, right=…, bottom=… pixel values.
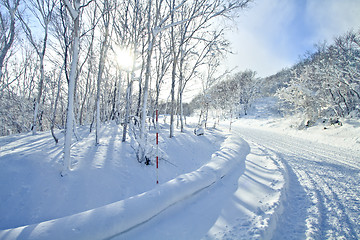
left=122, top=73, right=132, bottom=142
left=115, top=71, right=122, bottom=124
left=140, top=0, right=154, bottom=142
left=178, top=49, right=185, bottom=132
left=169, top=0, right=176, bottom=138
left=95, top=11, right=110, bottom=145
left=140, top=49, right=152, bottom=140
left=32, top=22, right=48, bottom=134
left=63, top=1, right=80, bottom=173
left=179, top=89, right=184, bottom=132
left=169, top=56, right=176, bottom=138
left=0, top=0, right=19, bottom=81
left=51, top=64, right=64, bottom=144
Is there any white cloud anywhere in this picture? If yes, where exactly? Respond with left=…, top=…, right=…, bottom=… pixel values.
left=224, top=0, right=360, bottom=78
left=224, top=0, right=298, bottom=77
left=225, top=27, right=292, bottom=77
left=305, top=0, right=360, bottom=43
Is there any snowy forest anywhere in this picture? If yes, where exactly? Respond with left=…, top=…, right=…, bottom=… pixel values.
left=0, top=0, right=252, bottom=170
left=189, top=30, right=360, bottom=128
left=2, top=0, right=360, bottom=238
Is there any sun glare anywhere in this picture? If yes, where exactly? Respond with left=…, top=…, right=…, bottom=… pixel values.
left=116, top=47, right=134, bottom=70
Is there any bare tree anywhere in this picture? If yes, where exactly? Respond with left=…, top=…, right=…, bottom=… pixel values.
left=17, top=0, right=57, bottom=134
left=0, top=0, right=20, bottom=83
left=112, top=0, right=144, bottom=142
left=50, top=64, right=64, bottom=144
left=95, top=0, right=111, bottom=145
left=168, top=0, right=251, bottom=136
left=178, top=30, right=229, bottom=132
left=153, top=31, right=171, bottom=117
left=169, top=0, right=177, bottom=138
left=61, top=0, right=82, bottom=174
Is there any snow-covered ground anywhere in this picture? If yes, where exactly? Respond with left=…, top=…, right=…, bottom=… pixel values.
left=233, top=124, right=360, bottom=239
left=232, top=99, right=360, bottom=239
left=116, top=99, right=360, bottom=240
left=1, top=98, right=360, bottom=239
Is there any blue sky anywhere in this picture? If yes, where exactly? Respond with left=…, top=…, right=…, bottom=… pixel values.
left=225, top=0, right=360, bottom=77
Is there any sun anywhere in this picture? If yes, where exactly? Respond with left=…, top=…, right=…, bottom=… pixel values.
left=115, top=47, right=134, bottom=71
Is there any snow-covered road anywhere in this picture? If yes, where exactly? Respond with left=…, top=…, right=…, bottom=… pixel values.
left=235, top=124, right=360, bottom=239
left=115, top=122, right=360, bottom=240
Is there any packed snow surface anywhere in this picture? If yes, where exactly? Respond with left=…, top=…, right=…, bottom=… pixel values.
left=1, top=98, right=360, bottom=239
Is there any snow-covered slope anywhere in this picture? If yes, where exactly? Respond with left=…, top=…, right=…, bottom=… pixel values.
left=0, top=121, right=223, bottom=229
left=0, top=120, right=249, bottom=239
left=243, top=97, right=360, bottom=151
left=0, top=132, right=249, bottom=240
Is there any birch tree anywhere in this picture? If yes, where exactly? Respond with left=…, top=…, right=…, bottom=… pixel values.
left=178, top=29, right=229, bottom=132
left=138, top=0, right=192, bottom=158
left=95, top=0, right=111, bottom=145
left=133, top=0, right=252, bottom=160
left=112, top=0, right=144, bottom=142
left=61, top=0, right=82, bottom=174
left=18, top=0, right=57, bottom=135
left=78, top=8, right=96, bottom=126
left=153, top=31, right=171, bottom=117
left=169, top=0, right=177, bottom=138
left=137, top=0, right=164, bottom=161
left=0, top=0, right=20, bottom=82
left=50, top=63, right=63, bottom=144
left=167, top=0, right=251, bottom=137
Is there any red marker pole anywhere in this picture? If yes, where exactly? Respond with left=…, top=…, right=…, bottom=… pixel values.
left=156, top=109, right=159, bottom=184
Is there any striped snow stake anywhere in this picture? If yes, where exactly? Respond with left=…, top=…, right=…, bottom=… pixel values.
left=156, top=109, right=159, bottom=184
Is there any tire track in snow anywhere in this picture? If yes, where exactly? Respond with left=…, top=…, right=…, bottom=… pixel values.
left=306, top=167, right=358, bottom=239
left=296, top=168, right=327, bottom=240
left=289, top=156, right=360, bottom=239
left=234, top=125, right=360, bottom=239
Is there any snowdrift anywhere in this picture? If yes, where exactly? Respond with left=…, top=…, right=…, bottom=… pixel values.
left=0, top=133, right=250, bottom=240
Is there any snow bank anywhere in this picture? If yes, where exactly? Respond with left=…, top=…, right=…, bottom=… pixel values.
left=0, top=134, right=249, bottom=240
left=260, top=149, right=289, bottom=240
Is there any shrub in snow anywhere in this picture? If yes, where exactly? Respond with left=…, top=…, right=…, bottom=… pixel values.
left=194, top=120, right=206, bottom=136
left=0, top=93, right=33, bottom=136
left=322, top=118, right=343, bottom=129
left=194, top=127, right=204, bottom=136
left=128, top=116, right=156, bottom=165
